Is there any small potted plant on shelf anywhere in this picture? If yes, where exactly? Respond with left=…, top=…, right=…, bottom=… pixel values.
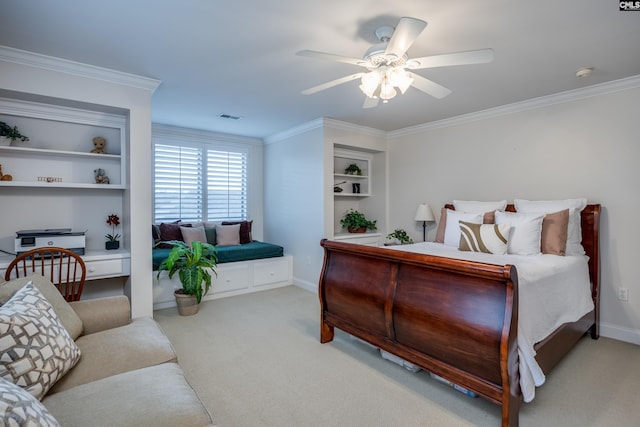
left=0, top=121, right=30, bottom=146
left=340, top=209, right=377, bottom=233
left=105, top=214, right=121, bottom=250
left=156, top=241, right=218, bottom=316
left=344, top=163, right=362, bottom=176
left=385, top=228, right=414, bottom=245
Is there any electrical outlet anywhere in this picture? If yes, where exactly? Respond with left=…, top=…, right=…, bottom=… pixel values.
left=617, top=287, right=629, bottom=301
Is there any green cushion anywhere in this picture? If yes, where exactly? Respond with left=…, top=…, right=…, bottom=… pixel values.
left=153, top=240, right=284, bottom=270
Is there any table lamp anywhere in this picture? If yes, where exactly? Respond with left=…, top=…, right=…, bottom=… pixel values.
left=414, top=203, right=435, bottom=242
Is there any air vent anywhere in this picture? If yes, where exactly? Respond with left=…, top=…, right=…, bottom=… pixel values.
left=218, top=113, right=242, bottom=120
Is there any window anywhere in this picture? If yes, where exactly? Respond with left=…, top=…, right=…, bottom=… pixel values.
left=153, top=141, right=248, bottom=223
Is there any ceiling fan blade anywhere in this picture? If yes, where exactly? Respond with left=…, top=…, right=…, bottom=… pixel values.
left=406, top=49, right=495, bottom=70
left=409, top=73, right=452, bottom=99
left=363, top=96, right=379, bottom=109
left=384, top=17, right=427, bottom=59
left=296, top=50, right=366, bottom=67
left=301, top=73, right=364, bottom=95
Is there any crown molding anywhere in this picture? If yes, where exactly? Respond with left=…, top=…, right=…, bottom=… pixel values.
left=0, top=46, right=161, bottom=93
left=265, top=117, right=385, bottom=144
left=152, top=123, right=262, bottom=146
left=388, top=74, right=640, bottom=138
left=264, top=118, right=325, bottom=144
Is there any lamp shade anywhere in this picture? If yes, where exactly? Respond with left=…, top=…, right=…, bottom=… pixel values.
left=414, top=203, right=435, bottom=222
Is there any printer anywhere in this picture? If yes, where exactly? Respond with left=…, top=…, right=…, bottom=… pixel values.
left=15, top=229, right=86, bottom=255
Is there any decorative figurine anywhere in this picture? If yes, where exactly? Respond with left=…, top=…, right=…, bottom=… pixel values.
left=94, top=168, right=110, bottom=184
left=91, top=136, right=107, bottom=154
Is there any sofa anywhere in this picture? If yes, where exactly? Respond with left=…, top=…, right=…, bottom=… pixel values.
left=0, top=274, right=215, bottom=427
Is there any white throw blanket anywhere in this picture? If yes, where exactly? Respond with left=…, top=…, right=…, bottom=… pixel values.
left=387, top=242, right=594, bottom=402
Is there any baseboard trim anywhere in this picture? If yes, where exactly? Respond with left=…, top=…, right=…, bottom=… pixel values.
left=293, top=277, right=317, bottom=293
left=600, top=322, right=640, bottom=345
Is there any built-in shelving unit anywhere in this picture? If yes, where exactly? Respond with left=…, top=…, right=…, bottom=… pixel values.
left=0, top=96, right=128, bottom=255
left=0, top=97, right=126, bottom=190
left=333, top=148, right=371, bottom=197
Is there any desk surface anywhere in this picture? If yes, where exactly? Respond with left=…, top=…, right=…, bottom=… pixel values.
left=0, top=249, right=130, bottom=269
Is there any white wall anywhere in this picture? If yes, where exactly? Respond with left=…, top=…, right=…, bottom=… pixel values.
left=264, top=123, right=327, bottom=291
left=387, top=82, right=640, bottom=344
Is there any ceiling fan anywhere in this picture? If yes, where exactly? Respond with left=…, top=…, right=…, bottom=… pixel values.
left=296, top=17, right=494, bottom=108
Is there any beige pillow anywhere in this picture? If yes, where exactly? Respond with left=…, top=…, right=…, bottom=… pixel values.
left=180, top=225, right=207, bottom=246
left=0, top=274, right=83, bottom=340
left=215, top=224, right=241, bottom=246
left=0, top=282, right=82, bottom=399
left=541, top=209, right=570, bottom=255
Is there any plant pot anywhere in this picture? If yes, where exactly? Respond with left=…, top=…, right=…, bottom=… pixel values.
left=0, top=137, right=12, bottom=146
left=105, top=241, right=120, bottom=250
left=347, top=226, right=367, bottom=233
left=174, top=290, right=199, bottom=316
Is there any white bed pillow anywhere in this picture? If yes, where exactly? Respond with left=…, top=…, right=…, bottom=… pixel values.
left=443, top=210, right=483, bottom=247
left=495, top=211, right=545, bottom=255
left=452, top=200, right=507, bottom=213
left=514, top=198, right=587, bottom=255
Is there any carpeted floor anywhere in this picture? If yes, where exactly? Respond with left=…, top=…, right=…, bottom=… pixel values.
left=154, top=285, right=639, bottom=427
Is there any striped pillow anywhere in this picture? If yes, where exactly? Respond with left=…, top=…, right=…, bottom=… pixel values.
left=459, top=221, right=510, bottom=255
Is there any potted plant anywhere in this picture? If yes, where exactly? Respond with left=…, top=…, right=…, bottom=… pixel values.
left=0, top=121, right=29, bottom=146
left=105, top=214, right=121, bottom=250
left=385, top=228, right=414, bottom=245
left=340, top=209, right=377, bottom=233
left=156, top=240, right=218, bottom=316
left=344, top=163, right=362, bottom=175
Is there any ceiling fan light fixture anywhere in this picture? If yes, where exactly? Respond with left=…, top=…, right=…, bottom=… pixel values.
left=379, top=79, right=397, bottom=101
left=360, top=71, right=381, bottom=98
left=387, top=67, right=413, bottom=94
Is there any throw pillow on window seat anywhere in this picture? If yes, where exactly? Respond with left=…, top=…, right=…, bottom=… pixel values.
left=221, top=220, right=253, bottom=244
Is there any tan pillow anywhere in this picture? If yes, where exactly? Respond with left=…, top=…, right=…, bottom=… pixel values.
left=541, top=209, right=570, bottom=255
left=215, top=224, right=241, bottom=246
left=0, top=274, right=83, bottom=340
left=180, top=225, right=207, bottom=246
left=435, top=207, right=447, bottom=243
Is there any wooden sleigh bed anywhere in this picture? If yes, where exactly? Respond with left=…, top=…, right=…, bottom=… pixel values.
left=318, top=204, right=600, bottom=427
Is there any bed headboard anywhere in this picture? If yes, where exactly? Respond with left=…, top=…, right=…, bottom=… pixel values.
left=444, top=203, right=601, bottom=317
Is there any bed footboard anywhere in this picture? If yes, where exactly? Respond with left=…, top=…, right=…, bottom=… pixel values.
left=319, top=239, right=521, bottom=426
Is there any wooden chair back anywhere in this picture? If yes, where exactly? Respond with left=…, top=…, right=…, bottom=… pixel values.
left=4, top=247, right=87, bottom=302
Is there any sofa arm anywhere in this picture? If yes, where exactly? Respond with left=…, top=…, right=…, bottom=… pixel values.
left=69, top=295, right=131, bottom=335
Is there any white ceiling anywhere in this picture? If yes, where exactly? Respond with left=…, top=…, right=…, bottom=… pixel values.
left=1, top=1, right=639, bottom=139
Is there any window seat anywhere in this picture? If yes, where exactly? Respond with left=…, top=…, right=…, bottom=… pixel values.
left=152, top=241, right=292, bottom=310
left=152, top=241, right=284, bottom=271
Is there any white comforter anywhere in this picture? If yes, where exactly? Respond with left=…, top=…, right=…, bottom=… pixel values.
left=386, top=242, right=594, bottom=402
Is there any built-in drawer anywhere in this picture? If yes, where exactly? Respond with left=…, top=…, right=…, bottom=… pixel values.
left=84, top=259, right=126, bottom=279
left=253, top=258, right=292, bottom=287
left=213, top=263, right=250, bottom=294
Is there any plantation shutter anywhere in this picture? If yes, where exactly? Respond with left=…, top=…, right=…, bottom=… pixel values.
left=206, top=149, right=248, bottom=221
left=153, top=144, right=203, bottom=223
left=153, top=142, right=248, bottom=223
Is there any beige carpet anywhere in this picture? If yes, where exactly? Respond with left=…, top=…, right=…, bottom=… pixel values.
left=154, top=285, right=639, bottom=427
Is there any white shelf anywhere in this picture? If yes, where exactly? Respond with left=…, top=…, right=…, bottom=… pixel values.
left=0, top=180, right=125, bottom=190
left=333, top=149, right=371, bottom=197
left=0, top=145, right=121, bottom=160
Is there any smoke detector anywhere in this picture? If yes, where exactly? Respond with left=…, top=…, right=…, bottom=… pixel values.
left=575, top=67, right=593, bottom=78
